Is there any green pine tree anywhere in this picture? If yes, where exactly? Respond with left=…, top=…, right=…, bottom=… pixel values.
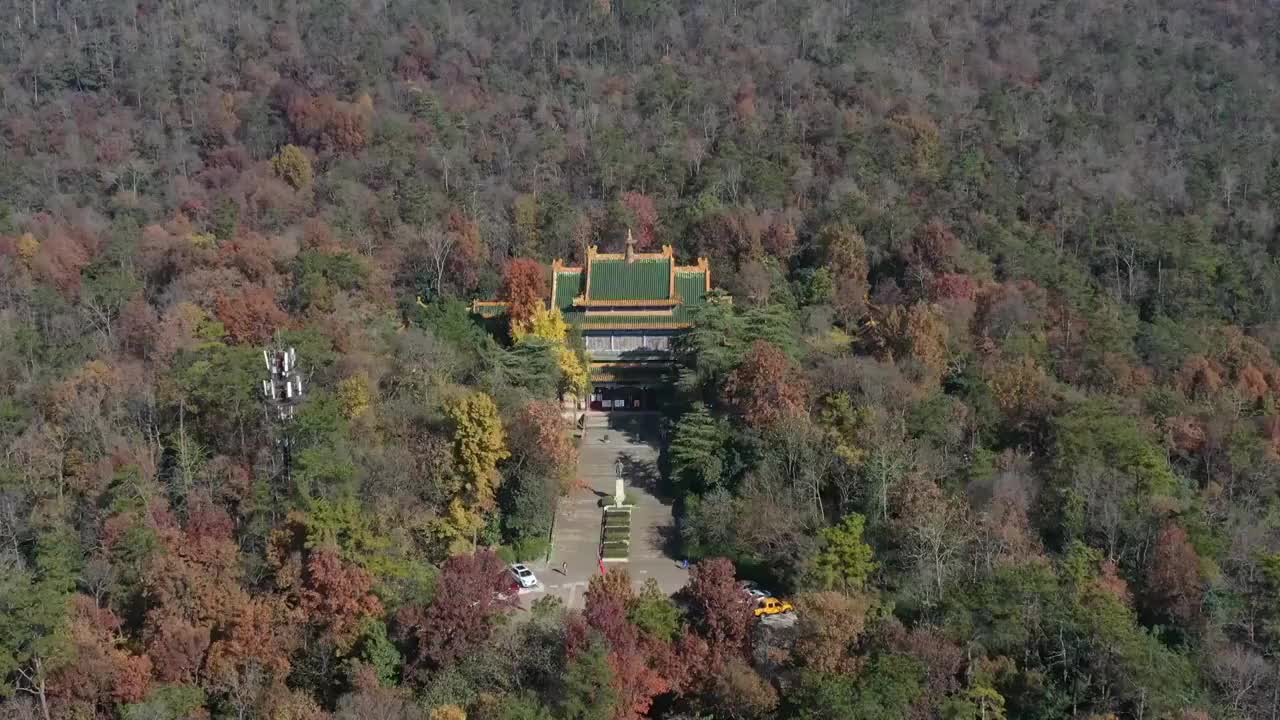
left=560, top=637, right=616, bottom=720
left=670, top=402, right=729, bottom=493
left=0, top=530, right=77, bottom=703
left=813, top=513, right=876, bottom=593
left=627, top=578, right=684, bottom=642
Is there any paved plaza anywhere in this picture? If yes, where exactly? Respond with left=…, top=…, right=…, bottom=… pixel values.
left=521, top=412, right=688, bottom=608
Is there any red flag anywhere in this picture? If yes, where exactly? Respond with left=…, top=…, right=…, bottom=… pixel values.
left=598, top=557, right=607, bottom=575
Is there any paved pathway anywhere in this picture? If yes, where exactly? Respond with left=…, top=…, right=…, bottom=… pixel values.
left=522, top=412, right=687, bottom=608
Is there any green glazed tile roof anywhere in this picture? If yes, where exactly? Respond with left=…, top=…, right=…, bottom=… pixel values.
left=586, top=259, right=672, bottom=301
left=674, top=271, right=706, bottom=305
left=472, top=267, right=708, bottom=332
left=555, top=271, right=583, bottom=311
left=559, top=269, right=706, bottom=330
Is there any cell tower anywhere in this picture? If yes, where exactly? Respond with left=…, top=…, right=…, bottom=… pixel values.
left=262, top=346, right=304, bottom=420
left=263, top=345, right=303, bottom=488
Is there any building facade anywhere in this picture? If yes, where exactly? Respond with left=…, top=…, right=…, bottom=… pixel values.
left=473, top=232, right=712, bottom=410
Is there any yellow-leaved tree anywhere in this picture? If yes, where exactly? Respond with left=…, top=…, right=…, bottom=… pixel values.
left=429, top=706, right=466, bottom=720
left=15, top=232, right=40, bottom=265
left=556, top=346, right=589, bottom=398
left=512, top=304, right=568, bottom=343
left=271, top=144, right=314, bottom=189
left=336, top=372, right=372, bottom=420
left=441, top=392, right=509, bottom=551
left=513, top=306, right=590, bottom=399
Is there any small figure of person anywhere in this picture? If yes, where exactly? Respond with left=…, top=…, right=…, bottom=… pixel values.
left=560, top=561, right=568, bottom=576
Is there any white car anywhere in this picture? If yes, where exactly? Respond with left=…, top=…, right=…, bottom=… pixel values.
left=740, top=580, right=769, bottom=599
left=510, top=564, right=539, bottom=589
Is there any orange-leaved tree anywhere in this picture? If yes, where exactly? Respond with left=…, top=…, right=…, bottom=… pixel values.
left=500, top=258, right=547, bottom=335
left=724, top=340, right=809, bottom=429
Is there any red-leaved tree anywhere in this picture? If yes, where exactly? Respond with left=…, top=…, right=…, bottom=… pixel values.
left=1146, top=522, right=1204, bottom=625
left=50, top=595, right=153, bottom=711
left=142, top=523, right=245, bottom=682
left=397, top=550, right=516, bottom=673
left=928, top=272, right=977, bottom=303
left=511, top=400, right=578, bottom=492
left=724, top=341, right=809, bottom=429
left=569, top=570, right=671, bottom=720
left=500, top=258, right=547, bottom=333
left=904, top=220, right=959, bottom=273
left=679, top=558, right=753, bottom=670
left=215, top=286, right=288, bottom=344
left=301, top=550, right=383, bottom=653
left=445, top=209, right=485, bottom=294
left=620, top=192, right=659, bottom=249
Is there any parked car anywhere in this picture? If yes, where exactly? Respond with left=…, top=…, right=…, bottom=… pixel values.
left=754, top=597, right=794, bottom=617
left=740, top=580, right=770, bottom=599
left=510, top=563, right=539, bottom=589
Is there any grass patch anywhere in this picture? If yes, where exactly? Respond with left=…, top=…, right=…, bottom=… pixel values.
left=601, top=507, right=632, bottom=560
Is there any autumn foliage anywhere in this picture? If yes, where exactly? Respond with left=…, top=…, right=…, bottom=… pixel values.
left=679, top=558, right=753, bottom=670
left=300, top=550, right=383, bottom=653
left=572, top=570, right=672, bottom=720
left=285, top=92, right=373, bottom=154
left=724, top=341, right=809, bottom=429
left=6, top=1, right=1280, bottom=717
left=397, top=550, right=516, bottom=673
left=620, top=192, right=659, bottom=249
left=50, top=596, right=153, bottom=709
left=1145, top=523, right=1204, bottom=625
left=500, top=258, right=548, bottom=334
left=511, top=400, right=578, bottom=491
left=215, top=285, right=288, bottom=344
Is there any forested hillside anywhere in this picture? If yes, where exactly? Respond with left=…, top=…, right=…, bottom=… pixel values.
left=4, top=0, right=1280, bottom=718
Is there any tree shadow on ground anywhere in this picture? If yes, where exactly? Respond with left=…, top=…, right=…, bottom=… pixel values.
left=648, top=523, right=683, bottom=560
left=604, top=412, right=660, bottom=445
left=618, top=452, right=663, bottom=497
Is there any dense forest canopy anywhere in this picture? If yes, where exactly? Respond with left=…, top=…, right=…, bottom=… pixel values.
left=4, top=0, right=1280, bottom=718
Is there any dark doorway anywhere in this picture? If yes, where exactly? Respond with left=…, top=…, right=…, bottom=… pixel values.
left=589, top=385, right=653, bottom=411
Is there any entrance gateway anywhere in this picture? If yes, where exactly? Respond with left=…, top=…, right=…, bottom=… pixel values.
left=472, top=229, right=716, bottom=408
left=589, top=385, right=658, bottom=411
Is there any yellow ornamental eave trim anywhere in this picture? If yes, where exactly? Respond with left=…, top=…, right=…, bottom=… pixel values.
left=471, top=300, right=509, bottom=313
left=588, top=244, right=673, bottom=262
left=577, top=322, right=692, bottom=331
left=550, top=260, right=559, bottom=309
left=571, top=296, right=681, bottom=308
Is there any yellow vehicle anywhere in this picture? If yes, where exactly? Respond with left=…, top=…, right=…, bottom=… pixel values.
left=754, top=597, right=794, bottom=617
